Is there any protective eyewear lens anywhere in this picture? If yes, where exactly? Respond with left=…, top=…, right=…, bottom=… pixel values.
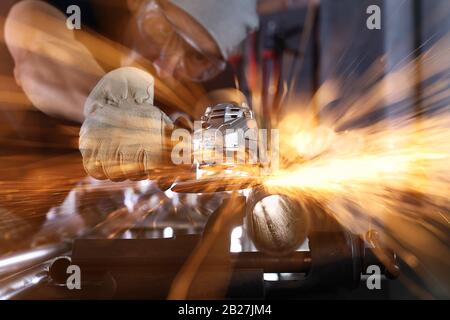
left=137, top=1, right=226, bottom=82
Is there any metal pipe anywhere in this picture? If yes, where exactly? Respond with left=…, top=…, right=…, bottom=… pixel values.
left=0, top=242, right=71, bottom=280
left=0, top=262, right=49, bottom=300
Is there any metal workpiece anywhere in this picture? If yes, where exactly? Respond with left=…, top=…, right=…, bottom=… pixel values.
left=245, top=186, right=310, bottom=256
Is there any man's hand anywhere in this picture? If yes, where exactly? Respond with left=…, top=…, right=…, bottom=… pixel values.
left=79, top=67, right=174, bottom=181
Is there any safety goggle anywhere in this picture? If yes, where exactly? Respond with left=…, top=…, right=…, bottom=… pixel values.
left=136, top=0, right=226, bottom=82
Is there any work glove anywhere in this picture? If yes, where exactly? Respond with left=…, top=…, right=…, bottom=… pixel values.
left=79, top=67, right=174, bottom=182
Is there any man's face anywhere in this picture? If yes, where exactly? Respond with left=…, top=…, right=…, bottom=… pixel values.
left=133, top=0, right=226, bottom=82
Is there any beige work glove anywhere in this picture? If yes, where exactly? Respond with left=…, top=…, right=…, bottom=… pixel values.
left=79, top=67, right=174, bottom=181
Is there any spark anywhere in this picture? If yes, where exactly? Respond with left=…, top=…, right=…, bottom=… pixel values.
left=260, top=34, right=450, bottom=297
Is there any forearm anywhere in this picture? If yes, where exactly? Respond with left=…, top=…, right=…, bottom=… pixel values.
left=4, top=0, right=105, bottom=123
